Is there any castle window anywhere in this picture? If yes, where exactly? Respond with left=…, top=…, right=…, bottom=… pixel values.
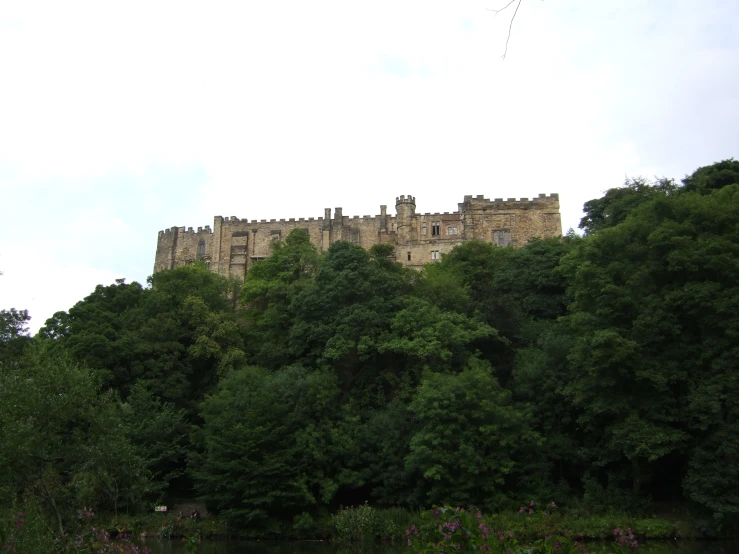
left=432, top=221, right=440, bottom=236
left=447, top=226, right=459, bottom=236
left=407, top=251, right=411, bottom=261
left=422, top=222, right=427, bottom=236
left=431, top=250, right=440, bottom=261
left=493, top=230, right=511, bottom=247
left=197, top=239, right=206, bottom=259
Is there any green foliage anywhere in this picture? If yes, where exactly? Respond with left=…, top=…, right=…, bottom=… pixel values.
left=0, top=499, right=58, bottom=554
left=377, top=296, right=498, bottom=374
left=241, top=229, right=319, bottom=368
left=120, top=382, right=189, bottom=502
left=0, top=344, right=150, bottom=535
left=682, top=427, right=739, bottom=525
left=579, top=177, right=678, bottom=235
left=330, top=504, right=417, bottom=543
left=494, top=237, right=579, bottom=321
left=39, top=267, right=244, bottom=414
left=0, top=308, right=31, bottom=371
left=360, top=399, right=417, bottom=507
left=192, top=365, right=354, bottom=526
left=407, top=360, right=541, bottom=511
left=406, top=505, right=691, bottom=553
left=331, top=503, right=381, bottom=542
left=561, top=181, right=739, bottom=516
left=4, top=159, right=737, bottom=537
left=287, top=240, right=413, bottom=389
left=182, top=532, right=201, bottom=554
left=681, top=158, right=739, bottom=195
left=407, top=506, right=521, bottom=554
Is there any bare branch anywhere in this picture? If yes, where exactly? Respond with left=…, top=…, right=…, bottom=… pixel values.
left=486, top=0, right=517, bottom=14
left=501, top=0, right=523, bottom=60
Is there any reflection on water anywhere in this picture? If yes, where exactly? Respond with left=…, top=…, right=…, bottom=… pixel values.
left=140, top=540, right=739, bottom=554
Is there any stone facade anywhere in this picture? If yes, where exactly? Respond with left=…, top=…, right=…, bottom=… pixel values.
left=154, top=193, right=562, bottom=278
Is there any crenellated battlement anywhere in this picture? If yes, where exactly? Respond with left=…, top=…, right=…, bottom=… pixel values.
left=158, top=225, right=213, bottom=236
left=461, top=193, right=559, bottom=211
left=155, top=191, right=562, bottom=277
left=463, top=193, right=558, bottom=204
left=418, top=211, right=461, bottom=218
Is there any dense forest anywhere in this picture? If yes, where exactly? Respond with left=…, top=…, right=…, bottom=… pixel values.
left=1, top=160, right=738, bottom=545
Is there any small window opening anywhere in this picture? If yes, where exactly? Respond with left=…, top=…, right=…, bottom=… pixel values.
left=407, top=251, right=412, bottom=261
left=493, top=230, right=511, bottom=247
left=431, top=250, right=440, bottom=260
left=431, top=221, right=440, bottom=236
left=422, top=222, right=427, bottom=236
left=447, top=226, right=459, bottom=236
left=197, top=239, right=206, bottom=259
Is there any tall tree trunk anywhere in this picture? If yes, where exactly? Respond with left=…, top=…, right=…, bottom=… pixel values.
left=631, top=457, right=641, bottom=495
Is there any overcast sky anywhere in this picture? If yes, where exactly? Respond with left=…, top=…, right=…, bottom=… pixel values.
left=1, top=0, right=737, bottom=333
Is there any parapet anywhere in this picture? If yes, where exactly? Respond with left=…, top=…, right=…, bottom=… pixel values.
left=418, top=212, right=461, bottom=218
left=158, top=224, right=213, bottom=235
left=395, top=195, right=416, bottom=205
left=461, top=193, right=559, bottom=209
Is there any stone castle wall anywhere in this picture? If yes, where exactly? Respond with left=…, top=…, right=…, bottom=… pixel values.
left=154, top=193, right=562, bottom=278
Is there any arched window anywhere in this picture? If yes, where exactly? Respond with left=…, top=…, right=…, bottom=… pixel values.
left=197, top=239, right=206, bottom=259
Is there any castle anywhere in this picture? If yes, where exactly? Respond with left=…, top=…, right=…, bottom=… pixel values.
left=154, top=193, right=562, bottom=279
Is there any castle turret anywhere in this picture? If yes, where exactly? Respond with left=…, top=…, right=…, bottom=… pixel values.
left=395, top=195, right=416, bottom=243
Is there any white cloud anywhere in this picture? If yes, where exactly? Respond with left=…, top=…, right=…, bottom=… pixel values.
left=0, top=242, right=123, bottom=331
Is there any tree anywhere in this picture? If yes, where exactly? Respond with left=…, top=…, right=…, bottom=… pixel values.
left=681, top=158, right=739, bottom=195
left=287, top=241, right=412, bottom=395
left=120, top=383, right=189, bottom=503
left=511, top=319, right=583, bottom=498
left=0, top=345, right=149, bottom=535
left=406, top=359, right=540, bottom=511
left=241, top=229, right=319, bottom=369
left=494, top=237, right=578, bottom=321
left=360, top=399, right=418, bottom=507
left=192, top=365, right=353, bottom=526
left=417, top=241, right=519, bottom=383
left=579, top=177, right=677, bottom=235
left=377, top=296, right=498, bottom=377
left=0, top=308, right=31, bottom=371
left=38, top=267, right=244, bottom=414
left=562, top=179, right=739, bottom=505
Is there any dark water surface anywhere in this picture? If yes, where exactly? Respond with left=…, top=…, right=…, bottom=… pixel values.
left=140, top=540, right=739, bottom=554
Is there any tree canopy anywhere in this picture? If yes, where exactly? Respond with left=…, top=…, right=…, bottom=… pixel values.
left=1, top=159, right=738, bottom=535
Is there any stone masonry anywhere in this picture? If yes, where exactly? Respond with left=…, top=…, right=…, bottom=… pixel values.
left=154, top=193, right=562, bottom=279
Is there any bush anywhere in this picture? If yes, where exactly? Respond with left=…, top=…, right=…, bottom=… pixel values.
left=331, top=504, right=380, bottom=542
left=330, top=504, right=418, bottom=543
left=0, top=500, right=58, bottom=554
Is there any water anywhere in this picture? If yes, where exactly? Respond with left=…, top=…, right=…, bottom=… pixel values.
left=140, top=540, right=739, bottom=554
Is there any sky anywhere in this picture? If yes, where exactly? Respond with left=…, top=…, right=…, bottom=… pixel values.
left=1, top=0, right=737, bottom=333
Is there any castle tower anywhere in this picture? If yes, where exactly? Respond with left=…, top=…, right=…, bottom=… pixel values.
left=395, top=195, right=416, bottom=243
